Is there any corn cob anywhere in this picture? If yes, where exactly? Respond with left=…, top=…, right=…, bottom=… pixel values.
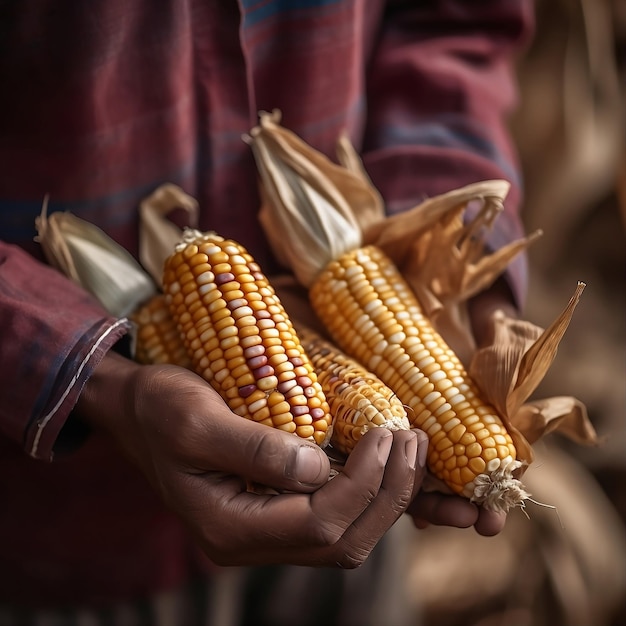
left=247, top=113, right=533, bottom=512
left=295, top=324, right=411, bottom=455
left=131, top=294, right=193, bottom=368
left=310, top=244, right=527, bottom=511
left=162, top=229, right=333, bottom=446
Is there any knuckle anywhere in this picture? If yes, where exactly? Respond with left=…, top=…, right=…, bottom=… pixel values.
left=336, top=547, right=371, bottom=569
left=305, top=518, right=344, bottom=548
left=393, top=487, right=414, bottom=513
left=245, top=428, right=286, bottom=469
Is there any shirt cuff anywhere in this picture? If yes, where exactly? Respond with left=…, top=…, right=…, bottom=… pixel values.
left=25, top=317, right=131, bottom=461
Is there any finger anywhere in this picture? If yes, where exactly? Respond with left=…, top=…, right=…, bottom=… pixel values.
left=251, top=428, right=419, bottom=566
left=350, top=429, right=427, bottom=533
left=310, top=428, right=394, bottom=536
left=474, top=508, right=507, bottom=536
left=212, top=419, right=332, bottom=493
left=328, top=428, right=426, bottom=568
left=410, top=429, right=429, bottom=500
left=248, top=428, right=414, bottom=563
left=408, top=492, right=480, bottom=529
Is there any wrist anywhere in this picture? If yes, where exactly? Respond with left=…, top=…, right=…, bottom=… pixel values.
left=74, top=349, right=140, bottom=434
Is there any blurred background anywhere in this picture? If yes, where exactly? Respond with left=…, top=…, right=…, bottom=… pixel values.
left=405, top=0, right=626, bottom=624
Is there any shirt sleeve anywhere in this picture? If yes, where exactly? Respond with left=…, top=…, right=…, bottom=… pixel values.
left=362, top=0, right=535, bottom=306
left=0, top=242, right=130, bottom=461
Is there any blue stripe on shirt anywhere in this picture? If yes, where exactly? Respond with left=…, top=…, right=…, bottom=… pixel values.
left=241, top=0, right=341, bottom=27
left=0, top=162, right=196, bottom=242
left=377, top=115, right=520, bottom=184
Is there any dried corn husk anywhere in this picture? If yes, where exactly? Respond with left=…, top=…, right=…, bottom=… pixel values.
left=138, top=183, right=199, bottom=284
left=244, top=114, right=364, bottom=288
left=34, top=189, right=202, bottom=362
left=470, top=284, right=592, bottom=465
left=35, top=197, right=157, bottom=317
left=245, top=110, right=599, bottom=471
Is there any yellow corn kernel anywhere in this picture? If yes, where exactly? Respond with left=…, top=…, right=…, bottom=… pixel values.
left=162, top=230, right=333, bottom=447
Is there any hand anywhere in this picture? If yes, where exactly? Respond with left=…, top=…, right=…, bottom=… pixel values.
left=405, top=277, right=517, bottom=536
left=75, top=351, right=428, bottom=567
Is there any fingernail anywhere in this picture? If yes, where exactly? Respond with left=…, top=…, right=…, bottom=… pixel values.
left=377, top=429, right=392, bottom=463
left=289, top=445, right=326, bottom=485
left=417, top=434, right=428, bottom=468
left=413, top=429, right=429, bottom=468
left=405, top=433, right=418, bottom=470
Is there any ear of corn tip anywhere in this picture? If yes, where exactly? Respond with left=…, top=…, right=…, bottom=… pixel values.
left=310, top=244, right=530, bottom=512
left=296, top=324, right=412, bottom=455
left=162, top=230, right=333, bottom=447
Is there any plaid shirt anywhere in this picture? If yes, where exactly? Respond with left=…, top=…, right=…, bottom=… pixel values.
left=0, top=0, right=533, bottom=608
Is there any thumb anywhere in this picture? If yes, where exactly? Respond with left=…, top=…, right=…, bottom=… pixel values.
left=139, top=366, right=332, bottom=492
left=196, top=393, right=331, bottom=492
left=119, top=366, right=330, bottom=492
left=243, top=426, right=332, bottom=492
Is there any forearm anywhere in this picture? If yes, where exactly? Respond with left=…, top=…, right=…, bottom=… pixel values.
left=0, top=242, right=130, bottom=460
left=73, top=350, right=140, bottom=433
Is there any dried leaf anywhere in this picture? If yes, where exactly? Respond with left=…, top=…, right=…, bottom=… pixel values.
left=463, top=230, right=543, bottom=299
left=35, top=197, right=81, bottom=282
left=468, top=285, right=597, bottom=463
left=359, top=183, right=540, bottom=360
left=139, top=183, right=198, bottom=285
left=334, top=132, right=386, bottom=226
left=35, top=198, right=157, bottom=317
left=470, top=310, right=544, bottom=420
left=508, top=282, right=586, bottom=415
left=512, top=397, right=598, bottom=446
left=362, top=180, right=512, bottom=263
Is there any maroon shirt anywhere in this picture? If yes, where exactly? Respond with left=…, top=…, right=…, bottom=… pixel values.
left=0, top=0, right=533, bottom=608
